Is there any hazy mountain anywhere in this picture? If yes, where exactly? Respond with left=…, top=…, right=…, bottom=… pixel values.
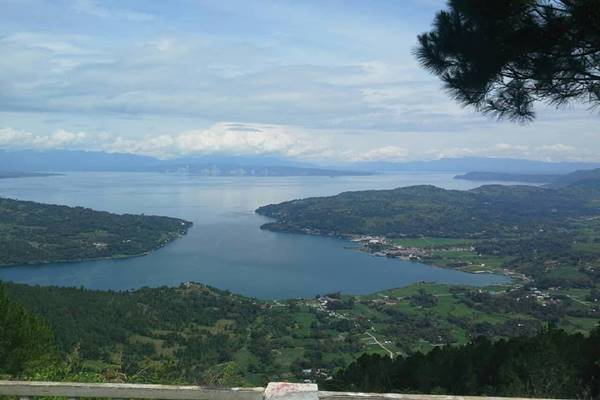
left=0, top=150, right=160, bottom=172
left=548, top=168, right=600, bottom=189
left=3, top=150, right=599, bottom=177
left=0, top=150, right=367, bottom=176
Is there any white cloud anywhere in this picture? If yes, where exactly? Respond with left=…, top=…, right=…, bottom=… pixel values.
left=0, top=123, right=328, bottom=159
left=423, top=143, right=589, bottom=162
left=354, top=146, right=409, bottom=162
left=1, top=123, right=595, bottom=163
left=0, top=127, right=88, bottom=149
left=2, top=32, right=87, bottom=55
left=1, top=1, right=599, bottom=163
left=105, top=123, right=325, bottom=158
left=71, top=0, right=155, bottom=21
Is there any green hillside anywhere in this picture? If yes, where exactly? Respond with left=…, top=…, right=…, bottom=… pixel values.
left=0, top=197, right=192, bottom=266
left=257, top=184, right=596, bottom=238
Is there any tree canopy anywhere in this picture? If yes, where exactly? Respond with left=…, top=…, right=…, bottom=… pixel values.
left=0, top=285, right=58, bottom=376
left=326, top=325, right=600, bottom=398
left=415, top=0, right=600, bottom=122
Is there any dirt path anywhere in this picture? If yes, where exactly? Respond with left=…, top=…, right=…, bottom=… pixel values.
left=365, top=330, right=394, bottom=358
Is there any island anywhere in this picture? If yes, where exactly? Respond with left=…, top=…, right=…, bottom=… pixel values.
left=0, top=197, right=192, bottom=266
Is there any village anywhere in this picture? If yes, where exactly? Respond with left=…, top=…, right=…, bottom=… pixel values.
left=351, top=235, right=431, bottom=260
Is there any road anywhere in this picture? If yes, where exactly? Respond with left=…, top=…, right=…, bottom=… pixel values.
left=365, top=331, right=394, bottom=359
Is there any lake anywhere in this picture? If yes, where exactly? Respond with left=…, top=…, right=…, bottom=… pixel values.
left=0, top=172, right=510, bottom=299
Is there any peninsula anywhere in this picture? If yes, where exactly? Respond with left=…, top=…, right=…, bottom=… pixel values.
left=0, top=197, right=192, bottom=266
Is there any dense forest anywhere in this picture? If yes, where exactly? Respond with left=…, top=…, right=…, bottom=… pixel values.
left=0, top=285, right=59, bottom=376
left=2, top=281, right=599, bottom=398
left=326, top=326, right=600, bottom=399
left=2, top=280, right=597, bottom=390
left=0, top=197, right=192, bottom=266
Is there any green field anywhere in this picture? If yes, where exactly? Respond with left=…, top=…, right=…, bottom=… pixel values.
left=391, top=236, right=475, bottom=248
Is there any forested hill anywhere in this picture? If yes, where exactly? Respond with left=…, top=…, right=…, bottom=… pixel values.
left=549, top=168, right=600, bottom=189
left=325, top=326, right=600, bottom=399
left=0, top=197, right=192, bottom=266
left=256, top=184, right=598, bottom=238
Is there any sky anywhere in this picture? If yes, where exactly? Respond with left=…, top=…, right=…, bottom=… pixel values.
left=1, top=0, right=599, bottom=163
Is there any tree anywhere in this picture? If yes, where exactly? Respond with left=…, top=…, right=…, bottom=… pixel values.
left=0, top=285, right=59, bottom=375
left=415, top=0, right=600, bottom=122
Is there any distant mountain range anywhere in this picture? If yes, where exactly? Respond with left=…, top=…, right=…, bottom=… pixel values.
left=2, top=150, right=600, bottom=177
left=0, top=150, right=159, bottom=172
left=0, top=150, right=369, bottom=177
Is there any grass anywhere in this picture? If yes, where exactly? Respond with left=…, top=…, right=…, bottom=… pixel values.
left=391, top=237, right=476, bottom=248
left=562, top=316, right=599, bottom=332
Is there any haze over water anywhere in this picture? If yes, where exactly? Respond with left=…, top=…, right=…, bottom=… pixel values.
left=0, top=172, right=509, bottom=299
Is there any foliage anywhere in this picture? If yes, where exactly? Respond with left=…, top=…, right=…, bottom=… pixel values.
left=0, top=197, right=191, bottom=266
left=326, top=325, right=600, bottom=399
left=257, top=184, right=597, bottom=238
left=3, top=279, right=597, bottom=388
left=0, top=285, right=59, bottom=376
left=415, top=0, right=600, bottom=121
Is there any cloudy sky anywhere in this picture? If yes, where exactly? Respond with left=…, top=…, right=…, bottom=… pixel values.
left=1, top=0, right=599, bottom=162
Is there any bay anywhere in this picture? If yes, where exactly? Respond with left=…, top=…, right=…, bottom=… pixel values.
left=0, top=172, right=510, bottom=299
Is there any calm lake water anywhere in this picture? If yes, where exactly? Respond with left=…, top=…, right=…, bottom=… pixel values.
left=0, top=172, right=510, bottom=299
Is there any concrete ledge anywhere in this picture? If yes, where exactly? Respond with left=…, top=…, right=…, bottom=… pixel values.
left=0, top=381, right=264, bottom=400
left=265, top=383, right=319, bottom=400
left=0, top=381, right=564, bottom=400
left=318, top=391, right=561, bottom=400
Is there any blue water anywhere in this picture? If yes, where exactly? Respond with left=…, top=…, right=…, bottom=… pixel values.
left=0, top=172, right=509, bottom=299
